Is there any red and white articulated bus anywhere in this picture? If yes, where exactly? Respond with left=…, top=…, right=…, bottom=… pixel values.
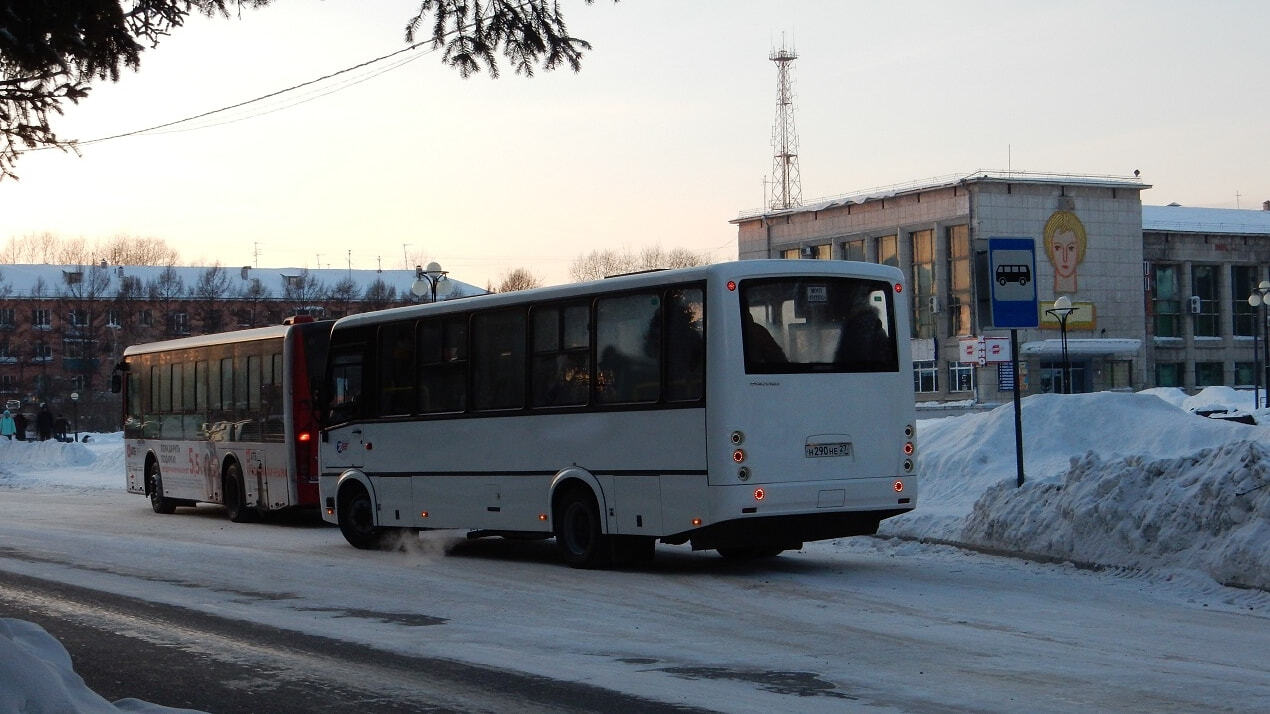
left=115, top=318, right=332, bottom=521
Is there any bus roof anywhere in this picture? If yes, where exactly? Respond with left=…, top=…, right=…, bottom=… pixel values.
left=121, top=323, right=322, bottom=358
left=330, top=259, right=905, bottom=331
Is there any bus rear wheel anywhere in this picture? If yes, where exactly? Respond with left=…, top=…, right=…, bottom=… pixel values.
left=554, top=487, right=610, bottom=569
left=338, top=483, right=387, bottom=550
left=223, top=462, right=259, bottom=524
left=146, top=460, right=177, bottom=515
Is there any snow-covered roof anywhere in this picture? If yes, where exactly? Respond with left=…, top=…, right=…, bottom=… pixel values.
left=0, top=264, right=482, bottom=300
left=1142, top=204, right=1270, bottom=236
left=734, top=170, right=1149, bottom=222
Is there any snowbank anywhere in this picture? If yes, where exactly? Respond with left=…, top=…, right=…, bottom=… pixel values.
left=881, top=391, right=1270, bottom=589
left=0, top=618, right=198, bottom=713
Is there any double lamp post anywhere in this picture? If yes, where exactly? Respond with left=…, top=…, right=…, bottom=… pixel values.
left=1247, top=281, right=1270, bottom=409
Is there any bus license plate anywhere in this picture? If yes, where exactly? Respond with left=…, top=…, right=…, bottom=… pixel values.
left=806, top=442, right=851, bottom=458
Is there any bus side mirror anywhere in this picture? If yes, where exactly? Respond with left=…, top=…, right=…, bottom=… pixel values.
left=110, top=373, right=122, bottom=393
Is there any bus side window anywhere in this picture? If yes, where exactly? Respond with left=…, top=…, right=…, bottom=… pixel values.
left=531, top=303, right=590, bottom=408
left=378, top=321, right=417, bottom=416
left=419, top=316, right=468, bottom=414
left=664, top=287, right=704, bottom=402
left=328, top=349, right=365, bottom=424
left=473, top=309, right=526, bottom=411
left=596, top=293, right=661, bottom=404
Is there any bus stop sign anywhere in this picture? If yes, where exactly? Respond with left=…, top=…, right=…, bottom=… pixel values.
left=989, top=237, right=1039, bottom=328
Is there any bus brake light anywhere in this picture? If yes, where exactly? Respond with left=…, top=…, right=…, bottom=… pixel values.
left=894, top=481, right=904, bottom=493
left=297, top=431, right=311, bottom=442
left=754, top=488, right=766, bottom=501
left=894, top=283, right=903, bottom=293
left=726, top=280, right=736, bottom=291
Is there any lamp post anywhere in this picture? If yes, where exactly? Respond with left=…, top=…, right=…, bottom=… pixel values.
left=69, top=391, right=79, bottom=443
left=1248, top=280, right=1270, bottom=409
left=411, top=261, right=449, bottom=303
left=1046, top=295, right=1076, bottom=394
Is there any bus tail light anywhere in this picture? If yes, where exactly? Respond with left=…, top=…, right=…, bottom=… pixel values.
left=732, top=449, right=746, bottom=463
left=903, top=442, right=914, bottom=456
left=894, top=481, right=904, bottom=493
left=754, top=488, right=766, bottom=501
left=691, top=517, right=703, bottom=527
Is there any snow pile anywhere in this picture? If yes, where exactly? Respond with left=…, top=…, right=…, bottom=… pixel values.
left=882, top=391, right=1270, bottom=590
left=0, top=618, right=196, bottom=713
left=0, top=432, right=124, bottom=491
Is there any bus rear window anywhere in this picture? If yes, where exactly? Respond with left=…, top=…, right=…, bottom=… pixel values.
left=740, top=277, right=898, bottom=374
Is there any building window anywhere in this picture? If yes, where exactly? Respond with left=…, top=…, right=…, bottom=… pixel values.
left=33, top=343, right=52, bottom=363
left=1195, top=361, right=1223, bottom=387
left=842, top=239, right=865, bottom=262
left=0, top=341, right=13, bottom=364
left=1235, top=361, right=1256, bottom=387
left=0, top=308, right=13, bottom=328
left=1107, top=360, right=1133, bottom=390
left=1041, top=360, right=1086, bottom=394
left=780, top=248, right=800, bottom=260
left=1191, top=265, right=1219, bottom=338
left=1232, top=265, right=1259, bottom=337
left=32, top=308, right=51, bottom=329
left=171, top=312, right=190, bottom=335
left=69, top=374, right=86, bottom=391
left=911, top=229, right=935, bottom=339
left=810, top=244, right=831, bottom=260
left=1151, top=264, right=1181, bottom=338
left=914, top=360, right=938, bottom=393
left=68, top=309, right=88, bottom=327
left=106, top=309, right=121, bottom=328
left=0, top=374, right=15, bottom=393
left=948, top=361, right=975, bottom=392
left=878, top=235, right=898, bottom=268
left=1155, top=361, right=1182, bottom=387
left=947, top=225, right=971, bottom=337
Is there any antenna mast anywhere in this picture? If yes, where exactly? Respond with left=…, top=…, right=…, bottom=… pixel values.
left=768, top=37, right=803, bottom=211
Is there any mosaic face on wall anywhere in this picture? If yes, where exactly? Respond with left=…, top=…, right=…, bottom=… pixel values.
left=1043, top=210, right=1087, bottom=294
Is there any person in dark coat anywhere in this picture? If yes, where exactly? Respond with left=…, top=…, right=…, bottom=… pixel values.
left=53, top=415, right=69, bottom=442
left=13, top=411, right=27, bottom=441
left=36, top=403, right=53, bottom=441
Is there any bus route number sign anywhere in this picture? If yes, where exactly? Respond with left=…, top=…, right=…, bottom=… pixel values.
left=806, top=442, right=852, bottom=458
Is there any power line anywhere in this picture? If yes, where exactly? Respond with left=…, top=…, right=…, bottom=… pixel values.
left=25, top=39, right=438, bottom=151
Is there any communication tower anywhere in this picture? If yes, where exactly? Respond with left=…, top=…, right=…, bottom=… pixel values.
left=768, top=40, right=803, bottom=211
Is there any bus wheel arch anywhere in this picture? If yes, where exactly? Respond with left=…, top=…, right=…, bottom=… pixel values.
left=144, top=453, right=176, bottom=515
left=336, top=474, right=388, bottom=550
left=551, top=479, right=610, bottom=569
left=221, top=457, right=258, bottom=523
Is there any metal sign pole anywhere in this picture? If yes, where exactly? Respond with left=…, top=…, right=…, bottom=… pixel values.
left=1011, top=329, right=1024, bottom=488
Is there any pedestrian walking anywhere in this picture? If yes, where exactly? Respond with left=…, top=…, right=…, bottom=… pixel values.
left=36, top=403, right=53, bottom=441
left=1, top=410, right=15, bottom=440
left=13, top=411, right=26, bottom=440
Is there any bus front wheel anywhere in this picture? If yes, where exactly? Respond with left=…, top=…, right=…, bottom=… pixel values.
left=146, top=460, right=177, bottom=515
left=223, top=461, right=259, bottom=524
left=338, top=483, right=387, bottom=550
left=554, top=487, right=610, bottom=569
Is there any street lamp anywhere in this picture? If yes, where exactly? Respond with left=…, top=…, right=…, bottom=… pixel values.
left=411, top=261, right=450, bottom=303
left=1046, top=295, right=1076, bottom=394
left=1247, top=280, right=1270, bottom=408
left=69, top=391, right=79, bottom=443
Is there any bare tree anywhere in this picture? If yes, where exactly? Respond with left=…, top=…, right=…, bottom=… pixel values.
left=327, top=276, right=361, bottom=318
left=282, top=269, right=327, bottom=317
left=101, top=235, right=180, bottom=266
left=363, top=279, right=398, bottom=312
left=494, top=267, right=543, bottom=293
left=191, top=264, right=232, bottom=333
left=146, top=265, right=187, bottom=335
left=569, top=247, right=711, bottom=283
left=57, top=263, right=113, bottom=393
left=238, top=277, right=271, bottom=327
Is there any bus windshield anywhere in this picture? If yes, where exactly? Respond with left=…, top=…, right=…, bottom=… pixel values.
left=741, top=276, right=898, bottom=374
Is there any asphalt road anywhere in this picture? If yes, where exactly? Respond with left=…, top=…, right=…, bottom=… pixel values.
left=0, top=569, right=702, bottom=713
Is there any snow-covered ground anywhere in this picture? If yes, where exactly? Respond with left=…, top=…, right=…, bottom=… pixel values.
left=1, top=388, right=1267, bottom=711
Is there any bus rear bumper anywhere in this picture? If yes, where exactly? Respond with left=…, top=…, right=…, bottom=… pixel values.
left=673, top=508, right=910, bottom=551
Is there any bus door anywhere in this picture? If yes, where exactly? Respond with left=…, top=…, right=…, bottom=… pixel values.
left=323, top=342, right=368, bottom=471
left=244, top=448, right=266, bottom=507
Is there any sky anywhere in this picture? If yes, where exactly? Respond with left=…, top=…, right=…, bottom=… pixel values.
left=3, top=1, right=1270, bottom=289
left=2, top=387, right=1267, bottom=710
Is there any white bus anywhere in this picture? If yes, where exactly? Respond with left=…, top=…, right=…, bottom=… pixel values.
left=115, top=319, right=332, bottom=521
left=319, top=260, right=916, bottom=567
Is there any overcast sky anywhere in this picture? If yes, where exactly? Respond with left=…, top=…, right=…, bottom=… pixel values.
left=3, top=0, right=1268, bottom=288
